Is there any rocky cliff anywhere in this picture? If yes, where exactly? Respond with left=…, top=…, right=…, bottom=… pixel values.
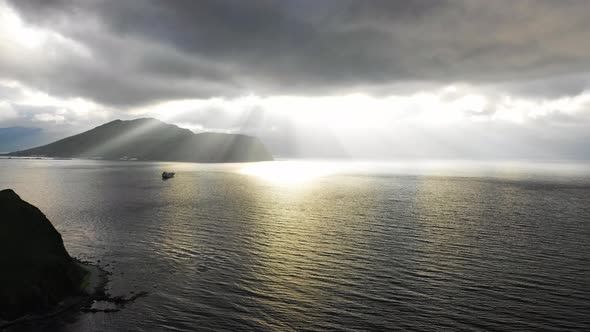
left=0, top=189, right=85, bottom=321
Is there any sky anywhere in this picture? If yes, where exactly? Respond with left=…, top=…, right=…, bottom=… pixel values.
left=1, top=0, right=589, bottom=159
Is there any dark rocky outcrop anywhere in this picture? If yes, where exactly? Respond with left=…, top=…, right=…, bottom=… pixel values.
left=8, top=118, right=274, bottom=162
left=0, top=189, right=85, bottom=321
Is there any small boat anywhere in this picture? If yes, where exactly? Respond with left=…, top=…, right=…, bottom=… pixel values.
left=162, top=171, right=175, bottom=179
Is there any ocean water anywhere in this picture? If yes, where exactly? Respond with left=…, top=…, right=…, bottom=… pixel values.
left=1, top=159, right=589, bottom=331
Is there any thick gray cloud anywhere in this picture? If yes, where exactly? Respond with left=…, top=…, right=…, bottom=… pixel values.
left=4, top=0, right=590, bottom=107
left=2, top=0, right=590, bottom=160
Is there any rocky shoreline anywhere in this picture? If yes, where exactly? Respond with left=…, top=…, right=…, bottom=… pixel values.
left=0, top=189, right=147, bottom=329
left=0, top=262, right=107, bottom=329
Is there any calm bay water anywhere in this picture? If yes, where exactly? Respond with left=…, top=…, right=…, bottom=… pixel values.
left=1, top=159, right=590, bottom=331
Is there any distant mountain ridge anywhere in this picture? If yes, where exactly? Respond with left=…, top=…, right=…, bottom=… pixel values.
left=0, top=127, right=46, bottom=152
left=8, top=118, right=273, bottom=162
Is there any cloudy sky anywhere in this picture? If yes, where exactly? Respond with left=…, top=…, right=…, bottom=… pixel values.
left=1, top=0, right=589, bottom=159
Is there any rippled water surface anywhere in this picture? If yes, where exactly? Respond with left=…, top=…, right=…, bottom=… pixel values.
left=1, top=159, right=590, bottom=331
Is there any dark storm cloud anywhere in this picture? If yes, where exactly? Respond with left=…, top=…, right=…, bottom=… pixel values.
left=4, top=0, right=590, bottom=106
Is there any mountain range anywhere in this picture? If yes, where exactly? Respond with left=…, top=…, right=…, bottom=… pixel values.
left=7, top=118, right=273, bottom=162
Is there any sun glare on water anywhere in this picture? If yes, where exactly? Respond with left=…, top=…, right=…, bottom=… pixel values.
left=238, top=161, right=338, bottom=185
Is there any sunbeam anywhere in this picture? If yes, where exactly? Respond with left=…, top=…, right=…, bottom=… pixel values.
left=239, top=161, right=339, bottom=185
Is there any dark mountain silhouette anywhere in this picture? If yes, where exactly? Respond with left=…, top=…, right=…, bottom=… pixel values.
left=0, top=189, right=85, bottom=321
left=8, top=118, right=273, bottom=162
